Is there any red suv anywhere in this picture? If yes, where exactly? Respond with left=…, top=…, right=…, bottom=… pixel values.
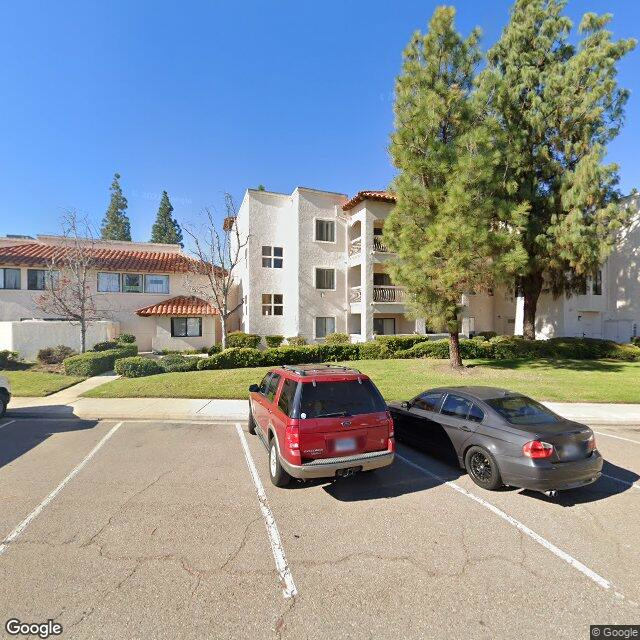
left=248, top=365, right=395, bottom=486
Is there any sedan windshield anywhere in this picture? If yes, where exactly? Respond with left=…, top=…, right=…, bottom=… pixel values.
left=486, top=396, right=559, bottom=425
left=299, top=379, right=386, bottom=418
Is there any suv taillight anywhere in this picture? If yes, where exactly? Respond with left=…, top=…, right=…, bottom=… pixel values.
left=386, top=411, right=394, bottom=438
left=523, top=440, right=554, bottom=459
left=285, top=424, right=300, bottom=451
left=586, top=434, right=596, bottom=452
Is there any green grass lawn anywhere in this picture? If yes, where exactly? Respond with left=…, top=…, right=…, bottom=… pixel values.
left=82, top=358, right=640, bottom=403
left=2, top=370, right=85, bottom=397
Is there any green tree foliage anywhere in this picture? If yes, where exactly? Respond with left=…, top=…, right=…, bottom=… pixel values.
left=101, top=173, right=131, bottom=241
left=385, top=6, right=524, bottom=367
left=478, top=0, right=636, bottom=339
left=150, top=191, right=184, bottom=247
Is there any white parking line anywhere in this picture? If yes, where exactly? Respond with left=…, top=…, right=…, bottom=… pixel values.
left=0, top=421, right=123, bottom=557
left=0, top=419, right=16, bottom=431
left=593, top=431, right=640, bottom=445
left=235, top=423, right=297, bottom=599
left=602, top=473, right=640, bottom=491
left=397, top=453, right=613, bottom=591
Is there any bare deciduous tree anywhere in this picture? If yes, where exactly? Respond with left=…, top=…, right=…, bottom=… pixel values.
left=184, top=193, right=248, bottom=349
left=36, top=211, right=105, bottom=353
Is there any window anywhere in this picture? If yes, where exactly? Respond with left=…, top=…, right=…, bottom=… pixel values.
left=300, top=379, right=386, bottom=418
left=467, top=404, right=484, bottom=424
left=277, top=379, right=298, bottom=417
left=259, top=373, right=272, bottom=395
left=486, top=395, right=560, bottom=425
left=315, top=268, right=335, bottom=290
left=144, top=274, right=169, bottom=294
left=97, top=272, right=120, bottom=292
left=170, top=317, right=202, bottom=337
left=266, top=373, right=281, bottom=402
left=315, top=219, right=335, bottom=242
left=262, top=293, right=283, bottom=316
left=592, top=270, right=602, bottom=296
left=441, top=394, right=473, bottom=420
left=373, top=273, right=392, bottom=286
left=315, top=316, right=336, bottom=338
left=123, top=273, right=143, bottom=293
left=373, top=318, right=395, bottom=335
left=0, top=268, right=21, bottom=290
left=27, top=269, right=58, bottom=291
left=413, top=392, right=442, bottom=412
left=261, top=246, right=283, bottom=268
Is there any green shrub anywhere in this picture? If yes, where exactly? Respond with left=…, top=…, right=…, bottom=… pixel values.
left=374, top=335, right=431, bottom=354
left=317, top=343, right=361, bottom=362
left=197, top=347, right=264, bottom=370
left=358, top=341, right=390, bottom=360
left=37, top=345, right=77, bottom=365
left=265, top=335, right=285, bottom=348
left=261, top=346, right=322, bottom=367
left=115, top=356, right=163, bottom=378
left=476, top=331, right=497, bottom=339
left=160, top=354, right=199, bottom=372
left=93, top=341, right=119, bottom=352
left=287, top=336, right=307, bottom=346
left=208, top=344, right=222, bottom=356
left=396, top=339, right=451, bottom=359
left=632, top=337, right=640, bottom=347
left=117, top=333, right=136, bottom=344
left=324, top=332, right=350, bottom=345
left=0, top=350, right=18, bottom=368
left=226, top=331, right=261, bottom=349
left=63, top=344, right=138, bottom=376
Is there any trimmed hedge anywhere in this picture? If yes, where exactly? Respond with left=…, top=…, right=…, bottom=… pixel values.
left=286, top=336, right=307, bottom=346
left=160, top=354, right=200, bottom=372
left=265, top=335, right=285, bottom=348
left=226, top=332, right=261, bottom=349
left=324, top=332, right=350, bottom=344
left=92, top=341, right=119, bottom=352
left=632, top=337, right=640, bottom=347
left=208, top=344, right=222, bottom=356
left=63, top=344, right=138, bottom=376
left=374, top=334, right=431, bottom=353
left=117, top=333, right=136, bottom=344
left=115, top=356, right=163, bottom=378
left=198, top=347, right=264, bottom=370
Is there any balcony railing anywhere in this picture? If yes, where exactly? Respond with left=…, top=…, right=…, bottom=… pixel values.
left=349, top=286, right=406, bottom=303
left=347, top=235, right=391, bottom=256
left=348, top=238, right=362, bottom=257
left=373, top=236, right=390, bottom=252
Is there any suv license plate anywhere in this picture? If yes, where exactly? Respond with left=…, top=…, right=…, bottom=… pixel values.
left=335, top=438, right=356, bottom=453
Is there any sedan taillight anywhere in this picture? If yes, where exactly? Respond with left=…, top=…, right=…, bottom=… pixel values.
left=586, top=434, right=596, bottom=452
left=523, top=440, right=554, bottom=459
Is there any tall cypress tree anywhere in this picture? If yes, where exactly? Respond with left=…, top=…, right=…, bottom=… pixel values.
left=101, top=173, right=131, bottom=241
left=384, top=7, right=524, bottom=367
left=150, top=191, right=183, bottom=247
left=478, top=0, right=636, bottom=339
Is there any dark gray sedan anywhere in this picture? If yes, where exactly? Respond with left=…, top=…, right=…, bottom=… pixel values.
left=388, top=386, right=603, bottom=495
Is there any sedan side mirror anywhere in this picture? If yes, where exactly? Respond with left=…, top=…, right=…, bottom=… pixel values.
left=248, top=384, right=260, bottom=393
left=401, top=401, right=412, bottom=410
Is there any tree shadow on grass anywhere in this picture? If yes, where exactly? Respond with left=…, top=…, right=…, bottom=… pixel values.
left=468, top=358, right=628, bottom=373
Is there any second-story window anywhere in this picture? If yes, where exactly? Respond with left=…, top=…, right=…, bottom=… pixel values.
left=123, top=274, right=143, bottom=293
left=97, top=272, right=121, bottom=292
left=593, top=270, right=602, bottom=296
left=315, top=268, right=335, bottom=290
left=262, top=246, right=283, bottom=268
left=0, top=268, right=21, bottom=290
left=315, top=219, right=335, bottom=243
left=144, top=274, right=169, bottom=294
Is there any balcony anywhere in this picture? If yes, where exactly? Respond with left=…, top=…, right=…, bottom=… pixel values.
left=347, top=235, right=391, bottom=257
left=349, top=286, right=406, bottom=303
left=373, top=236, right=390, bottom=252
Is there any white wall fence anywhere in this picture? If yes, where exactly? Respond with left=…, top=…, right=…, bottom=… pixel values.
left=0, top=320, right=119, bottom=361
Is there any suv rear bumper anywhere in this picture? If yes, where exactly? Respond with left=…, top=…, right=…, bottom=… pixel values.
left=281, top=449, right=395, bottom=479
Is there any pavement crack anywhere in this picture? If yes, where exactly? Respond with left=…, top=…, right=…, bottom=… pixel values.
left=219, top=516, right=261, bottom=571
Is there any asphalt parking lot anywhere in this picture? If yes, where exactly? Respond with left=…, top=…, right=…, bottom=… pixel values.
left=0, top=416, right=638, bottom=639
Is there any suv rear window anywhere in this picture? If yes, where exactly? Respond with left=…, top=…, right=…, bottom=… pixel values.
left=299, top=379, right=386, bottom=418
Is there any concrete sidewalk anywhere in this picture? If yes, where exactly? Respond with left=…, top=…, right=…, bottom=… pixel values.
left=7, top=395, right=640, bottom=424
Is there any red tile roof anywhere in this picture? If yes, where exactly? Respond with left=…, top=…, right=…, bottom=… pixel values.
left=136, top=296, right=218, bottom=316
left=342, top=190, right=396, bottom=211
left=0, top=243, right=207, bottom=274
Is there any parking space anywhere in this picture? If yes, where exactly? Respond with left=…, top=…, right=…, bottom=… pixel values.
left=0, top=416, right=638, bottom=639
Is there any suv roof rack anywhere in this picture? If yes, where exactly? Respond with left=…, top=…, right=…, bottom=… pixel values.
left=280, top=364, right=362, bottom=376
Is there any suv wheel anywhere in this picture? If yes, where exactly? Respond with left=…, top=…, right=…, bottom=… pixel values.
left=269, top=440, right=290, bottom=487
left=464, top=446, right=503, bottom=491
left=247, top=403, right=257, bottom=435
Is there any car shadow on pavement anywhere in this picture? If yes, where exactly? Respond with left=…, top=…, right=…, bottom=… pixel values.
left=519, top=459, right=639, bottom=506
left=0, top=406, right=99, bottom=471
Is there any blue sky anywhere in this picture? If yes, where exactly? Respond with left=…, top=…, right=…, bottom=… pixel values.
left=0, top=0, right=638, bottom=242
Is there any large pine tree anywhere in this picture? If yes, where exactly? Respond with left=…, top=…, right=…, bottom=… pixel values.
left=478, top=0, right=636, bottom=339
left=150, top=191, right=183, bottom=247
left=101, top=173, right=131, bottom=241
left=385, top=6, right=524, bottom=367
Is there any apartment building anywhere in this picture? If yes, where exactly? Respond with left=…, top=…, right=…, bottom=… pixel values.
left=235, top=187, right=640, bottom=344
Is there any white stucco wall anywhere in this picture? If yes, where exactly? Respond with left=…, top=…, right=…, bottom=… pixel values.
left=150, top=316, right=217, bottom=352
